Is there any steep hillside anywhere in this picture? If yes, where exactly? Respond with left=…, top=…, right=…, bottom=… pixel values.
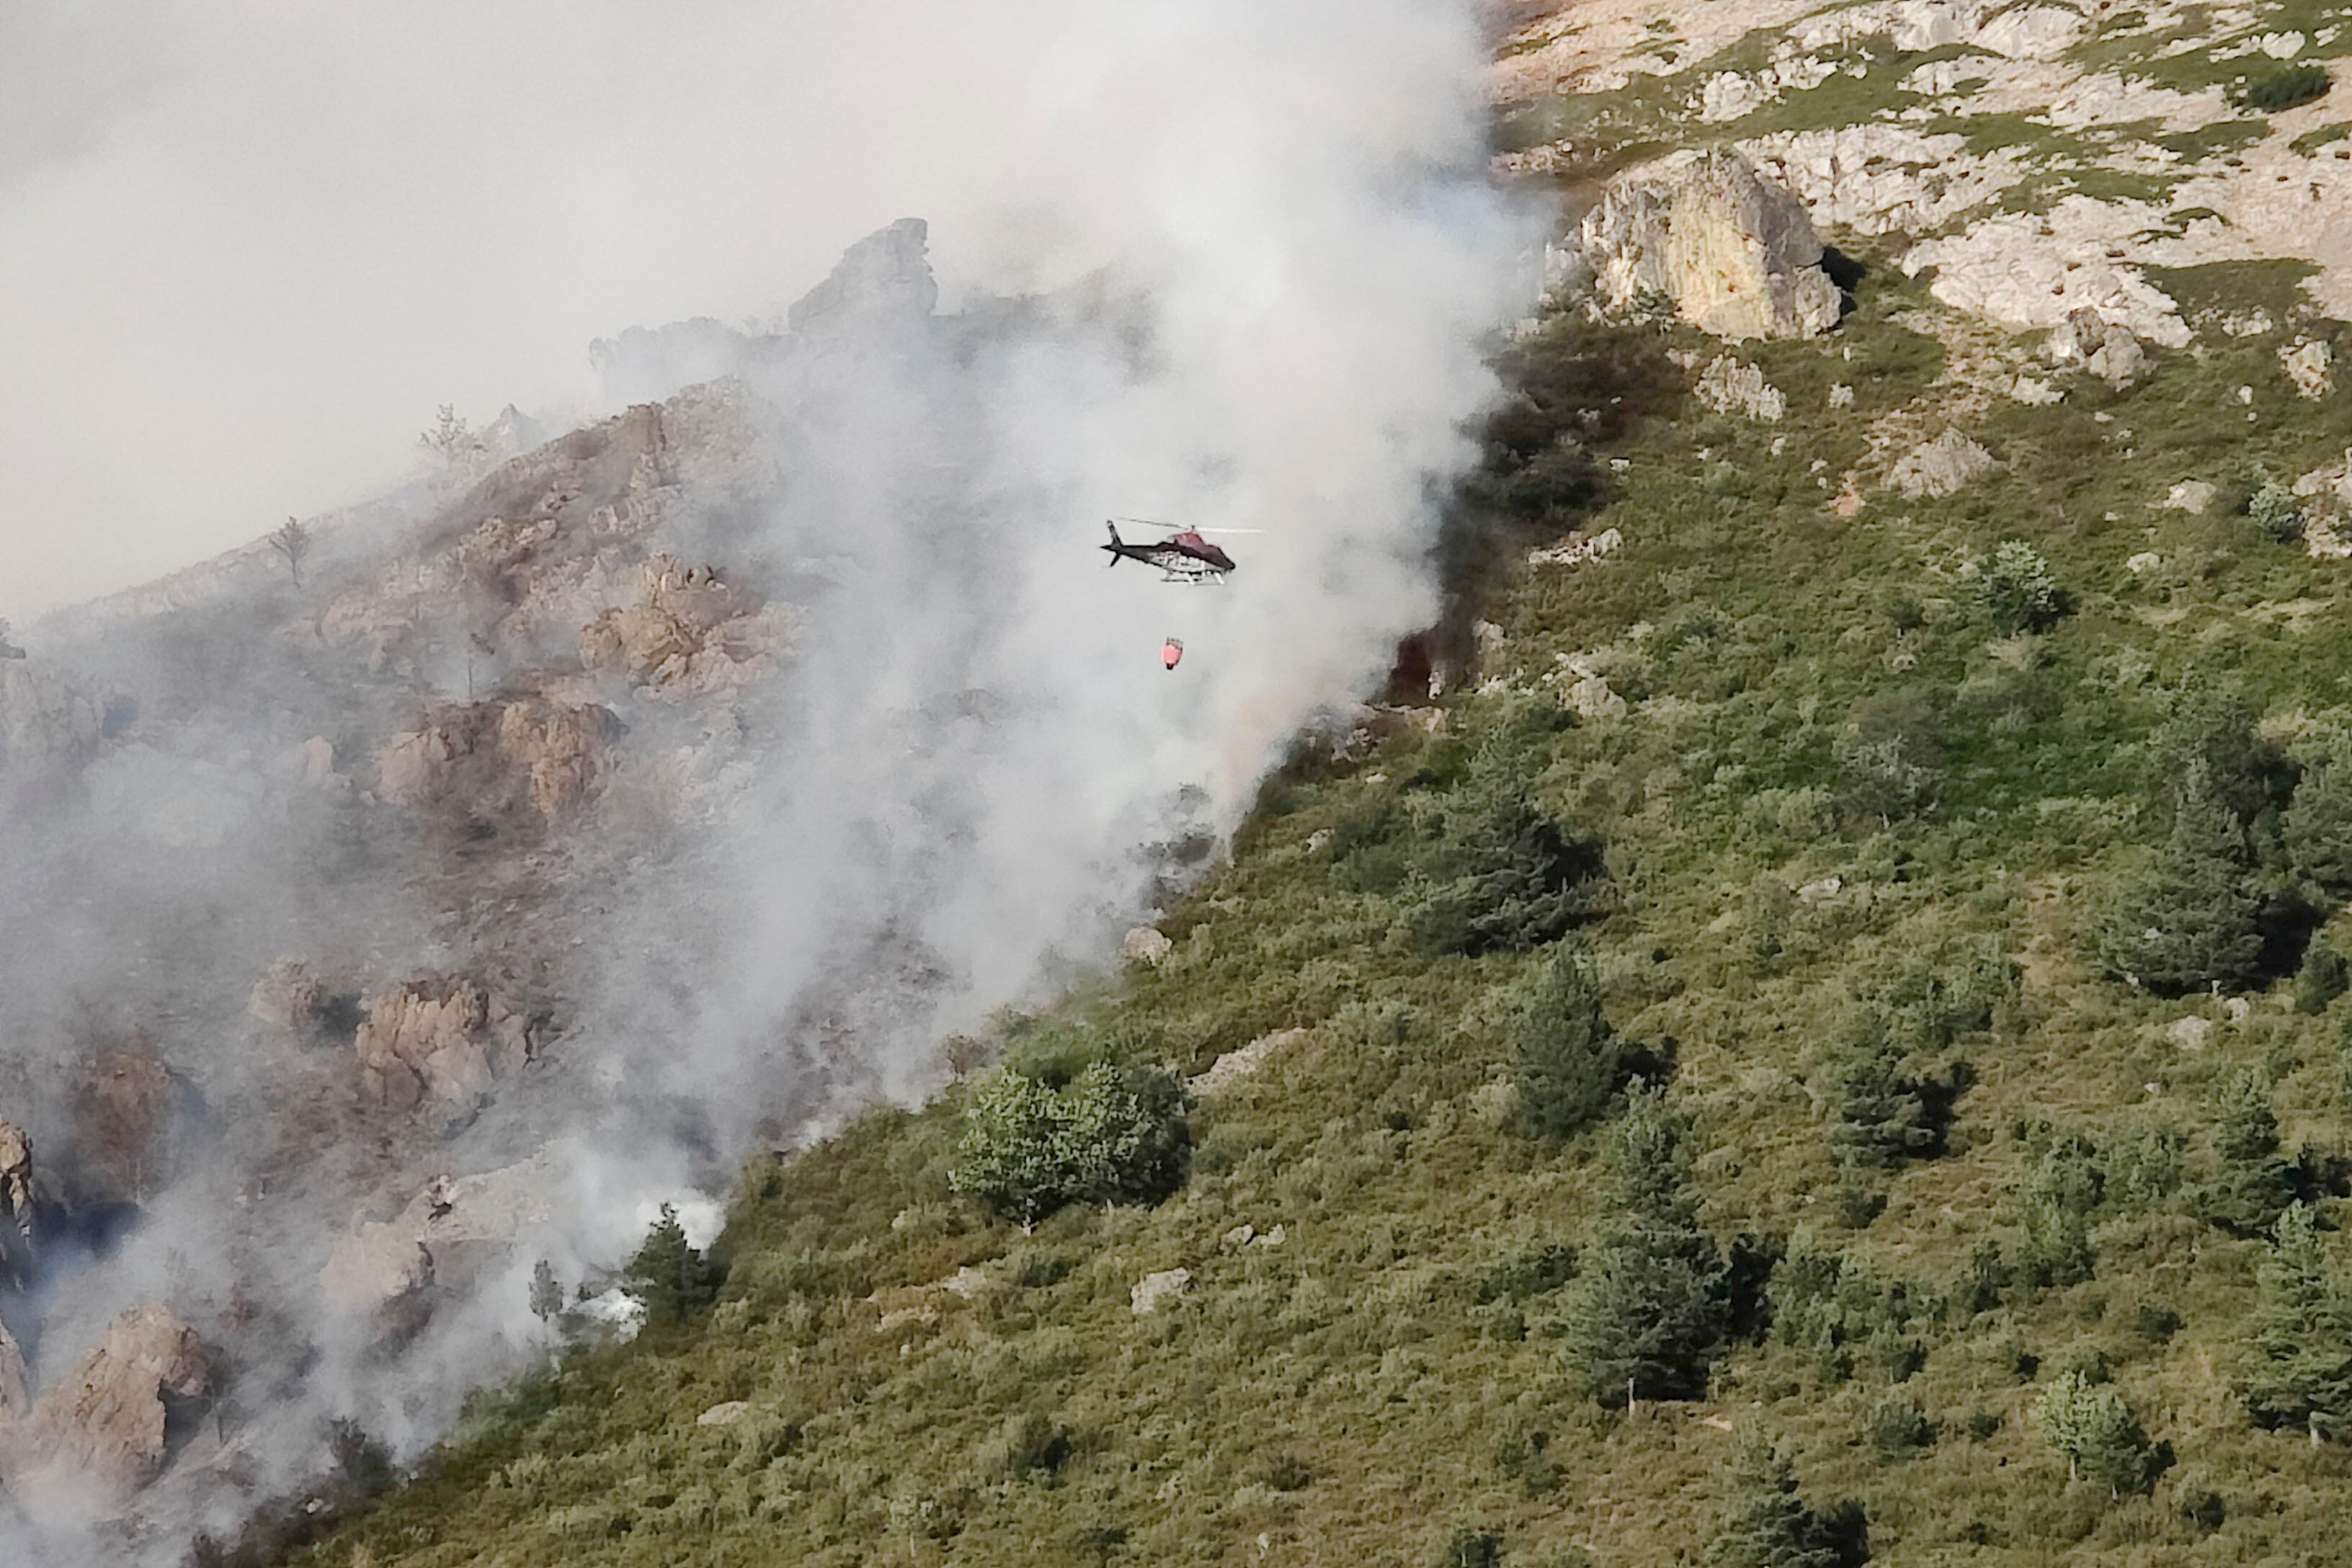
left=161, top=1, right=2352, bottom=1564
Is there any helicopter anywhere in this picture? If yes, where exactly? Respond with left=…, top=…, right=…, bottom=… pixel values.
left=1100, top=519, right=1248, bottom=584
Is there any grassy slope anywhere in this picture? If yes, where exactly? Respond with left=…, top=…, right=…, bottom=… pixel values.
left=278, top=256, right=2352, bottom=1566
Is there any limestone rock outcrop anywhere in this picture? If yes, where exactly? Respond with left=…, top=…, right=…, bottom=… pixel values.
left=375, top=697, right=617, bottom=820
left=0, top=1305, right=217, bottom=1507
left=579, top=555, right=792, bottom=698
left=319, top=1159, right=558, bottom=1325
left=0, top=1120, right=29, bottom=1285
left=1580, top=151, right=1842, bottom=339
left=353, top=976, right=535, bottom=1112
left=787, top=217, right=938, bottom=337
left=0, top=1319, right=27, bottom=1422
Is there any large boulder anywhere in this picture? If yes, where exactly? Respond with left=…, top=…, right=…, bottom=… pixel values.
left=353, top=976, right=535, bottom=1113
left=1579, top=151, right=1842, bottom=340
left=0, top=1305, right=217, bottom=1508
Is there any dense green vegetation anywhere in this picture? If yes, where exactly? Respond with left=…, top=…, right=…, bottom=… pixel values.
left=267, top=231, right=2352, bottom=1565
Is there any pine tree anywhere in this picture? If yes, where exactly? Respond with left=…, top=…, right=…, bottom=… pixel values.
left=1822, top=1007, right=1936, bottom=1170
left=2286, top=741, right=2352, bottom=899
left=2201, top=1068, right=2301, bottom=1237
left=1703, top=1436, right=1843, bottom=1568
left=623, top=1204, right=723, bottom=1324
left=1562, top=1086, right=1727, bottom=1405
left=528, top=1259, right=564, bottom=1327
left=1396, top=724, right=1603, bottom=957
left=1512, top=942, right=1622, bottom=1143
left=2095, top=759, right=2265, bottom=994
left=2240, top=1203, right=2352, bottom=1443
left=2033, top=1370, right=2164, bottom=1495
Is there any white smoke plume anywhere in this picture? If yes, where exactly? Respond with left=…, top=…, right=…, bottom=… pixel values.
left=0, top=1, right=1529, bottom=1559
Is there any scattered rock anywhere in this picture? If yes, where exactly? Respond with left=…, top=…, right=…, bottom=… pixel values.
left=696, top=1401, right=752, bottom=1427
left=1579, top=150, right=1842, bottom=339
left=1565, top=672, right=1629, bottom=721
left=2046, top=308, right=2147, bottom=386
left=2224, top=996, right=2254, bottom=1024
left=1121, top=927, right=1175, bottom=966
left=1131, top=1268, right=1192, bottom=1314
left=249, top=958, right=328, bottom=1034
left=1188, top=1028, right=1308, bottom=1098
left=1526, top=526, right=1623, bottom=568
left=2165, top=1016, right=2214, bottom=1051
left=2127, top=551, right=2162, bottom=574
left=2009, top=373, right=2062, bottom=405
left=1889, top=429, right=1998, bottom=498
left=2283, top=339, right=2335, bottom=399
left=2164, top=480, right=2218, bottom=514
left=0, top=1305, right=218, bottom=1507
left=1693, top=355, right=1787, bottom=420
left=1796, top=875, right=1844, bottom=904
left=1828, top=383, right=1856, bottom=409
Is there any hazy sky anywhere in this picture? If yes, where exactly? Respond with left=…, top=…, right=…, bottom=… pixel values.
left=1, top=0, right=1342, bottom=618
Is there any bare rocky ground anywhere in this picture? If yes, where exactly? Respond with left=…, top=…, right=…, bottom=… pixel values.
left=1503, top=0, right=2351, bottom=516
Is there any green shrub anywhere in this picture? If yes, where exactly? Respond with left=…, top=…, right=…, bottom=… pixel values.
left=1561, top=1087, right=1727, bottom=1404
left=2010, top=1133, right=2101, bottom=1290
left=1511, top=942, right=1625, bottom=1142
left=1983, top=540, right=2070, bottom=635
left=2093, top=760, right=2265, bottom=994
left=1867, top=1391, right=1935, bottom=1457
left=1434, top=1524, right=1505, bottom=1568
left=622, top=1204, right=725, bottom=1325
left=2238, top=63, right=2330, bottom=112
left=2032, top=1371, right=2167, bottom=1495
left=1835, top=694, right=1943, bottom=824
left=2248, top=479, right=2307, bottom=544
left=948, top=1061, right=1188, bottom=1227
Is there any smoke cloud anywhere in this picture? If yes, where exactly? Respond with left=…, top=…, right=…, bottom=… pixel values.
left=0, top=1, right=1528, bottom=1559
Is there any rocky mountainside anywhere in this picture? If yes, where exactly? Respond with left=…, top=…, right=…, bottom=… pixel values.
left=18, top=0, right=2352, bottom=1562
left=0, top=217, right=1291, bottom=1560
